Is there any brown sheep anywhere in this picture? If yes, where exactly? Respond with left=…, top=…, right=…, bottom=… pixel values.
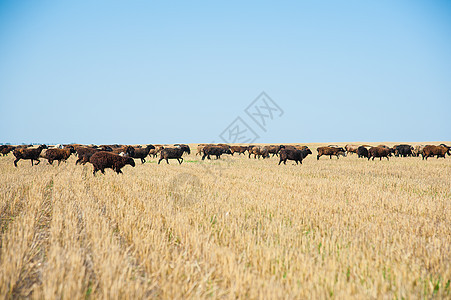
left=196, top=144, right=210, bottom=156
left=345, top=144, right=359, bottom=155
left=13, top=144, right=48, bottom=167
left=149, top=145, right=164, bottom=158
left=44, top=146, right=76, bottom=165
left=422, top=145, right=450, bottom=160
left=248, top=146, right=269, bottom=159
left=89, top=151, right=135, bottom=175
left=266, top=145, right=285, bottom=157
left=368, top=146, right=391, bottom=161
left=0, top=145, right=15, bottom=156
left=75, top=146, right=100, bottom=165
left=283, top=145, right=308, bottom=151
left=230, top=145, right=248, bottom=155
left=316, top=147, right=346, bottom=160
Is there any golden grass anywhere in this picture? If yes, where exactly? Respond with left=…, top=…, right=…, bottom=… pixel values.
left=1, top=143, right=450, bottom=299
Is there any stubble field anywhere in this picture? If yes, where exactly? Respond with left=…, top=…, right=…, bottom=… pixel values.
left=0, top=143, right=450, bottom=299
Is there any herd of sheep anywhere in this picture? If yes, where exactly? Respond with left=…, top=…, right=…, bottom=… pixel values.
left=0, top=143, right=449, bottom=175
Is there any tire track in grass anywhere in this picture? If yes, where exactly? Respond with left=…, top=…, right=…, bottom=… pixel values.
left=11, top=178, right=54, bottom=298
left=0, top=185, right=28, bottom=249
left=83, top=180, right=159, bottom=298
left=72, top=200, right=99, bottom=297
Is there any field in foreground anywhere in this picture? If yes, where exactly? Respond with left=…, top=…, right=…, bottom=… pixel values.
left=1, top=143, right=450, bottom=299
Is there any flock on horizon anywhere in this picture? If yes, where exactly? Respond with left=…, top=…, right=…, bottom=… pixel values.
left=0, top=143, right=449, bottom=175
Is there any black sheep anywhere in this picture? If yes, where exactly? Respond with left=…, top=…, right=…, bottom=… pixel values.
left=89, top=151, right=135, bottom=175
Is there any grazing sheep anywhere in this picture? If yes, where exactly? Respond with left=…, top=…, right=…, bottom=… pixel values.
left=158, top=146, right=185, bottom=164
left=45, top=146, right=76, bottom=165
left=131, top=144, right=155, bottom=164
left=13, top=144, right=47, bottom=167
left=89, top=151, right=135, bottom=175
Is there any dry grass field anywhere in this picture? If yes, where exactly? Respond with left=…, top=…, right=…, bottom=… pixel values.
left=1, top=143, right=450, bottom=299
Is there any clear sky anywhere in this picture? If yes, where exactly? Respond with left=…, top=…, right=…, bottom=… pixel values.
left=1, top=1, right=450, bottom=145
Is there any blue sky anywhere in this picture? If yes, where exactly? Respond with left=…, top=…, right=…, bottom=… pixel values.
left=0, top=1, right=450, bottom=144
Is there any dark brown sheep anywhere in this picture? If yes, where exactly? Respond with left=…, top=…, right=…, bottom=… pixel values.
left=89, top=151, right=135, bottom=175
left=13, top=144, right=47, bottom=167
left=131, top=144, right=155, bottom=164
left=230, top=145, right=248, bottom=155
left=283, top=145, right=308, bottom=151
left=75, top=146, right=100, bottom=165
left=422, top=145, right=450, bottom=160
left=174, top=144, right=191, bottom=155
left=357, top=146, right=369, bottom=158
left=278, top=148, right=312, bottom=165
left=202, top=145, right=232, bottom=160
left=316, top=147, right=346, bottom=160
left=368, top=147, right=391, bottom=161
left=0, top=145, right=15, bottom=156
left=45, top=146, right=76, bottom=165
left=158, top=146, right=185, bottom=164
left=266, top=145, right=285, bottom=157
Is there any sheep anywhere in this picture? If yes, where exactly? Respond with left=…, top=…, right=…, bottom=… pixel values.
left=149, top=145, right=164, bottom=158
left=89, top=151, right=135, bottom=175
left=112, top=145, right=135, bottom=157
left=0, top=145, right=15, bottom=156
left=44, top=146, right=76, bottom=165
left=13, top=144, right=47, bottom=167
left=174, top=144, right=191, bottom=155
left=248, top=146, right=269, bottom=159
left=158, top=146, right=185, bottom=164
left=75, top=146, right=100, bottom=165
left=131, top=144, right=155, bottom=164
left=201, top=145, right=232, bottom=160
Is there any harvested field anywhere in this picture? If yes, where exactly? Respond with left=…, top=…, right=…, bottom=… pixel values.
left=1, top=143, right=450, bottom=298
